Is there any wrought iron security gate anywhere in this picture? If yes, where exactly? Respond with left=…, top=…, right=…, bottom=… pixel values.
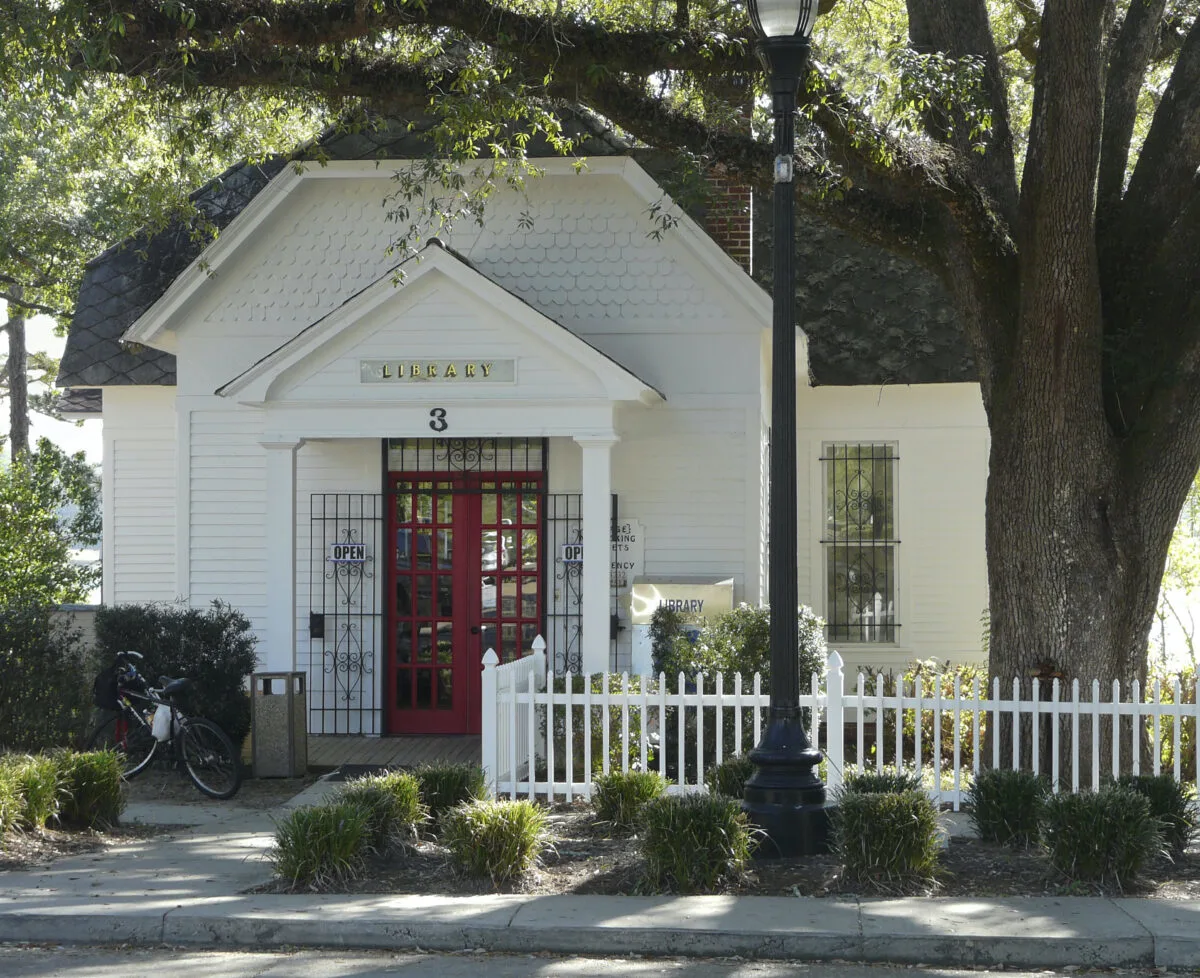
left=308, top=494, right=384, bottom=734
left=544, top=493, right=621, bottom=675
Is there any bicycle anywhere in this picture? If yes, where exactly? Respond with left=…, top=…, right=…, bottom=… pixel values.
left=87, top=650, right=243, bottom=800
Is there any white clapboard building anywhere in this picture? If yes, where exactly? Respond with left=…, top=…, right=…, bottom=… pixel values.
left=59, top=117, right=988, bottom=736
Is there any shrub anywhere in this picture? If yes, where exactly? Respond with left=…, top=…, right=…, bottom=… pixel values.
left=94, top=601, right=258, bottom=746
left=680, top=604, right=826, bottom=689
left=967, top=768, right=1047, bottom=847
left=592, top=770, right=669, bottom=830
left=0, top=608, right=93, bottom=752
left=336, top=771, right=425, bottom=850
left=1041, top=785, right=1165, bottom=889
left=542, top=673, right=655, bottom=781
left=835, top=789, right=941, bottom=884
left=1117, top=774, right=1197, bottom=855
left=860, top=659, right=988, bottom=770
left=840, top=766, right=923, bottom=796
left=55, top=750, right=125, bottom=829
left=649, top=605, right=699, bottom=679
left=415, top=762, right=487, bottom=825
left=704, top=754, right=757, bottom=798
left=271, top=802, right=371, bottom=889
left=441, top=799, right=546, bottom=883
left=640, top=793, right=756, bottom=893
left=1, top=754, right=62, bottom=830
left=0, top=764, right=20, bottom=836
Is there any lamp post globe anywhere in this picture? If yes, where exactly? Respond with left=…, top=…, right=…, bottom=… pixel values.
left=742, top=0, right=831, bottom=857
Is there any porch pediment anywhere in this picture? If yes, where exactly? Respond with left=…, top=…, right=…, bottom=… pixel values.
left=217, top=240, right=663, bottom=407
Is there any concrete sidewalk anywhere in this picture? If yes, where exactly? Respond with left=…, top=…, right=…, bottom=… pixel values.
left=1, top=783, right=1197, bottom=970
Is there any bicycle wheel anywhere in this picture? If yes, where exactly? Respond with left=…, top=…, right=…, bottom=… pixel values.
left=87, top=712, right=158, bottom=778
left=179, top=717, right=242, bottom=799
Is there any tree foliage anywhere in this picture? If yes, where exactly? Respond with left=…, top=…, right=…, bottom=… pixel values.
left=5, top=0, right=1200, bottom=698
left=0, top=438, right=101, bottom=607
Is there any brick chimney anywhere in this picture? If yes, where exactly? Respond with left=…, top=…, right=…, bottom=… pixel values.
left=703, top=166, right=753, bottom=275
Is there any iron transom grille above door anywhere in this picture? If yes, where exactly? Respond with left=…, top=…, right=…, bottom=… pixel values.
left=386, top=438, right=545, bottom=476
left=308, top=494, right=384, bottom=735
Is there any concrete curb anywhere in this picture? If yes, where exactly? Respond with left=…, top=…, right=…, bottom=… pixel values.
left=2, top=894, right=1197, bottom=968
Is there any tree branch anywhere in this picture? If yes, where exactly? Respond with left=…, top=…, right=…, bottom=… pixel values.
left=0, top=290, right=66, bottom=319
left=1097, top=0, right=1166, bottom=221
left=905, top=0, right=1019, bottom=230
left=1121, top=15, right=1200, bottom=264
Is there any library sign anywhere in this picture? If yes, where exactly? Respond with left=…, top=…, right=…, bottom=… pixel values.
left=360, top=359, right=517, bottom=384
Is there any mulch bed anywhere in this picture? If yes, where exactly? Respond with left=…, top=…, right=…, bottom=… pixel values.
left=122, top=770, right=318, bottom=809
left=250, top=804, right=1200, bottom=899
left=0, top=822, right=177, bottom=873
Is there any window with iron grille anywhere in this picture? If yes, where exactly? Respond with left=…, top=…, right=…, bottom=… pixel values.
left=821, top=443, right=898, bottom=643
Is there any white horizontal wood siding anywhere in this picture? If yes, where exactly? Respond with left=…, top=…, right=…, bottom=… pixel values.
left=105, top=387, right=177, bottom=603
left=797, top=382, right=989, bottom=674
left=188, top=408, right=266, bottom=637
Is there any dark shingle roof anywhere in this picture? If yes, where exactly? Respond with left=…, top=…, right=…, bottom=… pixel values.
left=59, top=112, right=631, bottom=389
left=57, top=387, right=103, bottom=415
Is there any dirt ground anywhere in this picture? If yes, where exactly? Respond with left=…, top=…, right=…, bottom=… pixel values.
left=121, top=769, right=319, bottom=808
left=251, top=803, right=1200, bottom=899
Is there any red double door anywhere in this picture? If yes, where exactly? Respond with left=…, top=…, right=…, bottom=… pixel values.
left=387, top=473, right=543, bottom=734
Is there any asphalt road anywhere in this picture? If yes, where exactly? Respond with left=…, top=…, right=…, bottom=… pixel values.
left=0, top=946, right=1170, bottom=978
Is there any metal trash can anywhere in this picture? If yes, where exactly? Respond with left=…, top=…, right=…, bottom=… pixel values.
left=251, top=672, right=307, bottom=778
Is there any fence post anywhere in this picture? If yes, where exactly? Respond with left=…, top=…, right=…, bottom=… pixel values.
left=481, top=648, right=500, bottom=798
left=532, top=634, right=547, bottom=689
left=825, top=650, right=844, bottom=796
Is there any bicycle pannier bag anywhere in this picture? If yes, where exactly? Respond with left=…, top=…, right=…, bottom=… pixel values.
left=92, top=667, right=120, bottom=711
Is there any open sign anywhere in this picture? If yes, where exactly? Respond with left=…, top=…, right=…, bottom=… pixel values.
left=561, top=544, right=584, bottom=563
left=328, top=543, right=367, bottom=563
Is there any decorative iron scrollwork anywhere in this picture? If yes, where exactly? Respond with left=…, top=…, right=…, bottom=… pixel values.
left=433, top=438, right=497, bottom=469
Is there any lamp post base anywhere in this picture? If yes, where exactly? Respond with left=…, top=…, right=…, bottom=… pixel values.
left=742, top=711, right=833, bottom=857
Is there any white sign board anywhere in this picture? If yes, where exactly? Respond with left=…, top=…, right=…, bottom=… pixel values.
left=610, top=519, right=644, bottom=590
left=328, top=542, right=367, bottom=563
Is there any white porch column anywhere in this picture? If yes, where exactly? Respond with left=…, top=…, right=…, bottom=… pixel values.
left=261, top=438, right=304, bottom=672
left=576, top=434, right=618, bottom=674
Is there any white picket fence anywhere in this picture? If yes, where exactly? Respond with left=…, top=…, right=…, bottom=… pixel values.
left=480, top=649, right=1200, bottom=808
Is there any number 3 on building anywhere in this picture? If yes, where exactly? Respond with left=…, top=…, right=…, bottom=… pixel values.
left=429, top=407, right=448, bottom=432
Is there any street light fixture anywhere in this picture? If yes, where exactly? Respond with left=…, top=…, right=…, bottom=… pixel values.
left=742, top=0, right=830, bottom=857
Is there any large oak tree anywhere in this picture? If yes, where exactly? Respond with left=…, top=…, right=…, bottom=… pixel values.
left=6, top=0, right=1200, bottom=729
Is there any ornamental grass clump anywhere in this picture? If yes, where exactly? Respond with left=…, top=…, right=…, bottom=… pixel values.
left=967, top=768, right=1048, bottom=847
left=415, top=762, right=487, bottom=827
left=271, top=802, right=372, bottom=889
left=1041, top=784, right=1165, bottom=890
left=591, top=770, right=669, bottom=831
left=1117, top=774, right=1197, bottom=856
left=2, top=754, right=62, bottom=830
left=704, top=755, right=756, bottom=798
left=840, top=767, right=923, bottom=796
left=0, top=764, right=19, bottom=837
left=441, top=799, right=547, bottom=884
left=335, top=771, right=426, bottom=851
left=834, top=789, right=940, bottom=885
left=55, top=750, right=125, bottom=829
left=640, top=793, right=756, bottom=893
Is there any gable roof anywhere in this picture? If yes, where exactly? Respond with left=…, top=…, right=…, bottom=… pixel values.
left=217, top=238, right=663, bottom=404
left=60, top=113, right=974, bottom=390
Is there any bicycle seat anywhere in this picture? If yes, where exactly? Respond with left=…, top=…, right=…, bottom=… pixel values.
left=159, top=676, right=192, bottom=698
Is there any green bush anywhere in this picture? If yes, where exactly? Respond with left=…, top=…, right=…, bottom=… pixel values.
left=591, top=770, right=669, bottom=830
left=441, top=799, right=547, bottom=883
left=93, top=601, right=258, bottom=746
left=841, top=766, right=923, bottom=796
left=55, top=750, right=125, bottom=829
left=860, top=659, right=988, bottom=770
left=271, top=802, right=371, bottom=889
left=640, top=793, right=756, bottom=893
left=1041, top=785, right=1165, bottom=889
left=0, top=608, right=93, bottom=752
left=415, top=762, right=487, bottom=825
left=704, top=754, right=757, bottom=798
left=336, top=771, right=425, bottom=850
left=835, top=789, right=941, bottom=884
left=0, top=764, right=20, bottom=836
left=1117, top=774, right=1197, bottom=856
left=1, top=754, right=62, bottom=830
left=967, top=768, right=1047, bottom=847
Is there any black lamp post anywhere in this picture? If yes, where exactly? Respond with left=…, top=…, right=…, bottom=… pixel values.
left=742, top=0, right=830, bottom=858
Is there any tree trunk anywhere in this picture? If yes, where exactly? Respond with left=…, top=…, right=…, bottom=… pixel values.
left=6, top=287, right=29, bottom=461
